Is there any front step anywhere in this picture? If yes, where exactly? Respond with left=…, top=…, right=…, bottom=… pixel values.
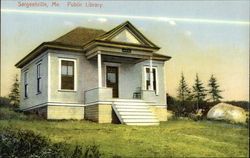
left=112, top=103, right=159, bottom=126
left=126, top=122, right=159, bottom=126
left=121, top=115, right=157, bottom=119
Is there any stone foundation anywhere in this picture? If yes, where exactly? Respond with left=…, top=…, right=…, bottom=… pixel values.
left=47, top=106, right=84, bottom=120
left=84, top=104, right=119, bottom=123
left=28, top=106, right=47, bottom=119
left=148, top=106, right=168, bottom=121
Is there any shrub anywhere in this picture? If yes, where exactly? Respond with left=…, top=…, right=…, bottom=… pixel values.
left=84, top=144, right=102, bottom=158
left=0, top=97, right=11, bottom=108
left=0, top=128, right=102, bottom=158
left=0, top=108, right=27, bottom=120
left=225, top=101, right=249, bottom=110
left=0, top=107, right=46, bottom=121
left=0, top=128, right=51, bottom=158
left=167, top=94, right=220, bottom=119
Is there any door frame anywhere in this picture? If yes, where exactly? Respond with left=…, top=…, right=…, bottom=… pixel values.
left=104, top=62, right=120, bottom=97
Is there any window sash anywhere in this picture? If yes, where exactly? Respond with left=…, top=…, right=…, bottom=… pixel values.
left=145, top=68, right=157, bottom=92
left=24, top=71, right=28, bottom=98
left=24, top=84, right=28, bottom=98
left=61, top=60, right=75, bottom=90
left=37, top=64, right=41, bottom=78
left=37, top=64, right=41, bottom=93
left=24, top=72, right=28, bottom=84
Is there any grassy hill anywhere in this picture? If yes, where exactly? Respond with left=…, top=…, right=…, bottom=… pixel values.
left=0, top=116, right=248, bottom=157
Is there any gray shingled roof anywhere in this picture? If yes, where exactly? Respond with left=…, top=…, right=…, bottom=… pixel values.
left=53, top=27, right=106, bottom=47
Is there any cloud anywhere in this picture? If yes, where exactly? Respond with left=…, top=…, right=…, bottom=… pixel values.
left=87, top=18, right=108, bottom=23
left=63, top=21, right=75, bottom=27
left=97, top=18, right=107, bottom=23
left=168, top=20, right=176, bottom=26
left=185, top=31, right=192, bottom=36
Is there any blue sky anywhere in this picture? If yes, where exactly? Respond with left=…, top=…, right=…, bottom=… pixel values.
left=1, top=0, right=249, bottom=100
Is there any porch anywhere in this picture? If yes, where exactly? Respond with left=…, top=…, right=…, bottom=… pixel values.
left=83, top=50, right=167, bottom=125
left=84, top=51, right=157, bottom=104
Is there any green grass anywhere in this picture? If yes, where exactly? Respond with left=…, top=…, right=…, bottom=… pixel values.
left=0, top=119, right=248, bottom=157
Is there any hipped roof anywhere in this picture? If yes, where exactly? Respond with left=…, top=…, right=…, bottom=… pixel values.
left=15, top=21, right=171, bottom=68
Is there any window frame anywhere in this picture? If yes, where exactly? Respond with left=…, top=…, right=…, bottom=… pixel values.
left=144, top=66, right=159, bottom=95
left=58, top=58, right=77, bottom=91
left=36, top=63, right=42, bottom=94
left=24, top=71, right=28, bottom=98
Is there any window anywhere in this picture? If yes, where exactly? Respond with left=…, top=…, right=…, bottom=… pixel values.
left=60, top=60, right=75, bottom=90
left=37, top=63, right=41, bottom=93
left=24, top=71, right=28, bottom=98
left=145, top=67, right=158, bottom=94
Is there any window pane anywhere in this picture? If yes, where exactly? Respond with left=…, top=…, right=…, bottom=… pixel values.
left=61, top=60, right=68, bottom=66
left=25, top=84, right=28, bottom=97
left=61, top=65, right=67, bottom=75
left=107, top=73, right=116, bottom=83
left=37, top=64, right=40, bottom=77
left=24, top=72, right=27, bottom=83
left=37, top=78, right=41, bottom=93
left=145, top=67, right=157, bottom=91
left=68, top=66, right=73, bottom=76
left=146, top=68, right=150, bottom=81
left=61, top=60, right=75, bottom=90
left=61, top=76, right=74, bottom=90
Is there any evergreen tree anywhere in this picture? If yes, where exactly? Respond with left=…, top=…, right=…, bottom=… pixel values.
left=192, top=74, right=207, bottom=110
left=8, top=74, right=20, bottom=109
left=177, top=73, right=191, bottom=103
left=208, top=74, right=222, bottom=102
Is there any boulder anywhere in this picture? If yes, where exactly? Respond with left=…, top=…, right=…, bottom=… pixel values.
left=207, top=103, right=247, bottom=123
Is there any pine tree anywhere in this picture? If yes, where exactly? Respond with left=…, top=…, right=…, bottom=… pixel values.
left=208, top=74, right=222, bottom=102
left=177, top=73, right=191, bottom=103
left=8, top=74, right=20, bottom=109
left=192, top=74, right=207, bottom=110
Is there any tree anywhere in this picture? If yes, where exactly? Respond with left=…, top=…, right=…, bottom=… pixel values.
left=208, top=74, right=222, bottom=102
left=177, top=73, right=191, bottom=103
left=192, top=74, right=207, bottom=110
left=8, top=74, right=20, bottom=109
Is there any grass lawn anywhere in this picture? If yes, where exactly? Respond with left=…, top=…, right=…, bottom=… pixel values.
left=0, top=119, right=248, bottom=157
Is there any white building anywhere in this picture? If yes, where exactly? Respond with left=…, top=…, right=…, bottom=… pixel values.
left=16, top=21, right=171, bottom=125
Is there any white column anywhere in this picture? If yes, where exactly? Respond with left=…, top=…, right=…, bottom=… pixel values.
left=98, top=52, right=102, bottom=88
left=149, top=56, right=154, bottom=90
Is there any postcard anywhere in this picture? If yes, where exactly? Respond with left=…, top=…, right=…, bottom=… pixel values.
left=0, top=0, right=249, bottom=157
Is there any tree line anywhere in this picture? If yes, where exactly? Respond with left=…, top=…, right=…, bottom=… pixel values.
left=168, top=73, right=223, bottom=117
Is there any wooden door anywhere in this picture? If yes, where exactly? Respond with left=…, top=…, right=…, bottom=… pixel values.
left=106, top=66, right=119, bottom=98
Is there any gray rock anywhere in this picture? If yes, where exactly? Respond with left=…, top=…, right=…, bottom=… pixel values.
left=207, top=103, right=247, bottom=123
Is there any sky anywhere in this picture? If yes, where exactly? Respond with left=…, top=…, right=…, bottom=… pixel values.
left=1, top=0, right=249, bottom=101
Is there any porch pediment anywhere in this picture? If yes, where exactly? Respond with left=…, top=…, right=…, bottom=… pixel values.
left=110, top=29, right=142, bottom=45
left=83, top=21, right=160, bottom=53
left=97, top=21, right=157, bottom=47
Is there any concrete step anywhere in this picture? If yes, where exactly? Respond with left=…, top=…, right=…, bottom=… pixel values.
left=121, top=115, right=157, bottom=119
left=112, top=99, right=144, bottom=102
left=116, top=108, right=151, bottom=112
left=115, top=105, right=148, bottom=109
left=112, top=102, right=160, bottom=126
left=126, top=122, right=160, bottom=126
left=119, top=112, right=154, bottom=116
left=123, top=118, right=159, bottom=123
left=113, top=102, right=149, bottom=106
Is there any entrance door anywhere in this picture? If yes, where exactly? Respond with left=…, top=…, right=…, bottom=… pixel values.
left=106, top=66, right=119, bottom=98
